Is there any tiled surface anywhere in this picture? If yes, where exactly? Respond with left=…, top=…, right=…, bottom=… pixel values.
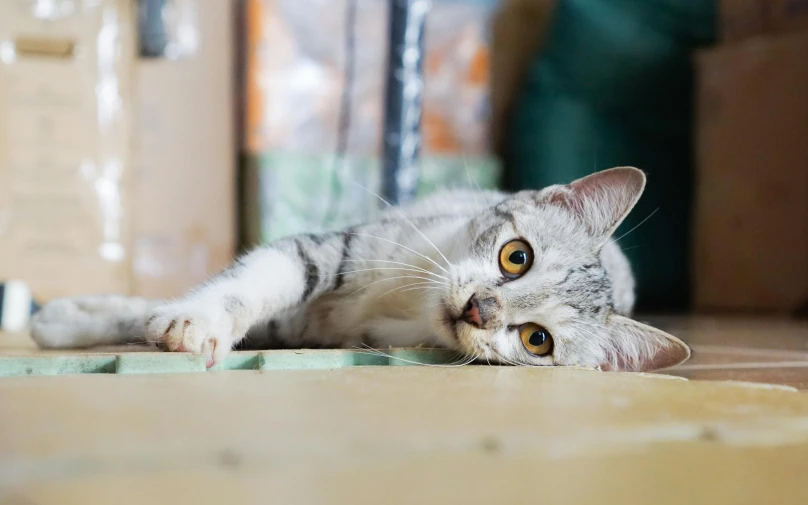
left=3, top=365, right=808, bottom=503
left=0, top=349, right=469, bottom=377
left=649, top=316, right=808, bottom=389
left=3, top=316, right=808, bottom=387
left=2, top=317, right=808, bottom=503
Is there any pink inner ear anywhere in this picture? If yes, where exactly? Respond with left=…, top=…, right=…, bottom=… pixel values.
left=600, top=315, right=691, bottom=373
left=570, top=167, right=645, bottom=200
left=550, top=167, right=646, bottom=238
left=644, top=342, right=692, bottom=371
left=602, top=343, right=690, bottom=373
left=549, top=189, right=580, bottom=213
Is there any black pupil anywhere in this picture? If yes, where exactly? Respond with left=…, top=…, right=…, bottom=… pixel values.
left=509, top=250, right=527, bottom=265
left=528, top=331, right=546, bottom=347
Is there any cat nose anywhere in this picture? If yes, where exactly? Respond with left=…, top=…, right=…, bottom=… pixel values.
left=461, top=295, right=484, bottom=327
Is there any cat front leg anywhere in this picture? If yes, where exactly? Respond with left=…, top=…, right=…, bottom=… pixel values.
left=147, top=233, right=345, bottom=366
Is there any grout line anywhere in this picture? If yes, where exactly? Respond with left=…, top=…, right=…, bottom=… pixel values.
left=673, top=361, right=808, bottom=372
left=690, top=345, right=808, bottom=359
left=0, top=348, right=463, bottom=376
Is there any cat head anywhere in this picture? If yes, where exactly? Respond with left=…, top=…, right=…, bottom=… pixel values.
left=430, top=167, right=690, bottom=372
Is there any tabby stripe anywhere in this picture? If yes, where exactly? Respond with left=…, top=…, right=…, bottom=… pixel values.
left=493, top=205, right=517, bottom=228
left=295, top=240, right=320, bottom=302
left=333, top=230, right=354, bottom=290
left=559, top=263, right=599, bottom=286
left=305, top=233, right=326, bottom=246
left=474, top=224, right=500, bottom=255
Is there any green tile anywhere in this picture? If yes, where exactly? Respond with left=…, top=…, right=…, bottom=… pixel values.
left=386, top=349, right=461, bottom=366
left=116, top=353, right=206, bottom=374
left=245, top=151, right=500, bottom=243
left=0, top=355, right=116, bottom=377
left=209, top=352, right=261, bottom=371
left=351, top=351, right=393, bottom=367
left=0, top=348, right=465, bottom=376
left=258, top=349, right=388, bottom=370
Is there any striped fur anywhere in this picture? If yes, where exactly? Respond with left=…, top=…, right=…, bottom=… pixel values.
left=30, top=167, right=689, bottom=371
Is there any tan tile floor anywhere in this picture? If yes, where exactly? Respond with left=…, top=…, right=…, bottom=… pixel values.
left=1, top=316, right=808, bottom=504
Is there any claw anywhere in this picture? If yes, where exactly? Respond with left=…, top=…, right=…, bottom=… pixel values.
left=202, top=338, right=216, bottom=368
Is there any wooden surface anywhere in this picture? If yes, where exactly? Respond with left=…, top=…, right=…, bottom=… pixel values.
left=2, top=316, right=808, bottom=504
left=652, top=316, right=808, bottom=389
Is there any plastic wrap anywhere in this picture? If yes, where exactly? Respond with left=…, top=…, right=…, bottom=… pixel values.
left=131, top=0, right=235, bottom=298
left=0, top=0, right=134, bottom=300
left=245, top=0, right=500, bottom=242
left=0, top=0, right=231, bottom=302
left=137, top=0, right=199, bottom=59
left=247, top=0, right=493, bottom=155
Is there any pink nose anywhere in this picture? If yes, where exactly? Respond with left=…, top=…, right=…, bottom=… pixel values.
left=461, top=295, right=483, bottom=327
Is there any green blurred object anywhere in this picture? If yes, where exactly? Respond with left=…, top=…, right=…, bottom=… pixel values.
left=241, top=153, right=500, bottom=245
left=504, top=0, right=715, bottom=311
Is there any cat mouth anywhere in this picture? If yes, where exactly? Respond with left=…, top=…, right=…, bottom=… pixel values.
left=441, top=306, right=460, bottom=343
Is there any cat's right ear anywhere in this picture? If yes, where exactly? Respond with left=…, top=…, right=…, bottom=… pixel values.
left=547, top=167, right=646, bottom=244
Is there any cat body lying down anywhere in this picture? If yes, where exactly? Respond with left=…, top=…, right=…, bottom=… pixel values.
left=30, top=167, right=689, bottom=372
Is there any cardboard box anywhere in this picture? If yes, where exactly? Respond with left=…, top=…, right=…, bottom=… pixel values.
left=0, top=1, right=235, bottom=301
left=131, top=0, right=235, bottom=298
left=694, top=32, right=808, bottom=313
left=720, top=0, right=808, bottom=42
left=0, top=0, right=136, bottom=300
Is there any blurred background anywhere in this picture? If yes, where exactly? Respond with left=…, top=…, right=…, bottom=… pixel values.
left=0, top=0, right=805, bottom=324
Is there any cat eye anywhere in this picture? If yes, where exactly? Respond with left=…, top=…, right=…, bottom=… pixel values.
left=498, top=239, right=533, bottom=278
left=519, top=323, right=553, bottom=356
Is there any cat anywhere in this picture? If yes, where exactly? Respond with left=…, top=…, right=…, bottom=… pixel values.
left=29, top=167, right=690, bottom=372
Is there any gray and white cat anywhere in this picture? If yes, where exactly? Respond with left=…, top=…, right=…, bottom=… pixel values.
left=30, top=167, right=690, bottom=372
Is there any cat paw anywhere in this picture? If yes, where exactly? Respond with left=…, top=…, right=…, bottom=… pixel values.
left=146, top=303, right=234, bottom=368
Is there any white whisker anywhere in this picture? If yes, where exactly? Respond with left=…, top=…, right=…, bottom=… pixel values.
left=462, top=153, right=483, bottom=207
left=374, top=281, right=441, bottom=301
left=341, top=259, right=449, bottom=280
left=351, top=182, right=454, bottom=268
left=614, top=207, right=659, bottom=243
left=398, top=285, right=443, bottom=294
left=351, top=233, right=450, bottom=275
left=355, top=344, right=478, bottom=367
left=334, top=266, right=447, bottom=283
left=343, top=274, right=443, bottom=298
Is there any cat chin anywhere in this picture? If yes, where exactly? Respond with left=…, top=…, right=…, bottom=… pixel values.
left=426, top=305, right=464, bottom=351
left=441, top=319, right=494, bottom=360
left=426, top=296, right=495, bottom=359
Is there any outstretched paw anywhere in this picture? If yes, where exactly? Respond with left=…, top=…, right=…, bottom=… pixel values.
left=146, top=304, right=234, bottom=368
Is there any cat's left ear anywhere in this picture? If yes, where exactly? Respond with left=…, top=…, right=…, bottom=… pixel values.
left=601, top=315, right=690, bottom=372
left=550, top=167, right=646, bottom=245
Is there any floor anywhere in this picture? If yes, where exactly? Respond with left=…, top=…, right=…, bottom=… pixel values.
left=653, top=316, right=808, bottom=389
left=2, top=316, right=808, bottom=504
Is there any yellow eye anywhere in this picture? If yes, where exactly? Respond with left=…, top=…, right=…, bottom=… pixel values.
left=519, top=323, right=553, bottom=356
left=498, top=239, right=533, bottom=278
